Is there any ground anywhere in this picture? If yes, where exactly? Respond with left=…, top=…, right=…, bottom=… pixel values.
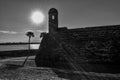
left=0, top=56, right=66, bottom=80
left=0, top=56, right=120, bottom=80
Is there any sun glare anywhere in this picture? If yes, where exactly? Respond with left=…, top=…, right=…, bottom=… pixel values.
left=31, top=11, right=44, bottom=24
left=30, top=44, right=40, bottom=49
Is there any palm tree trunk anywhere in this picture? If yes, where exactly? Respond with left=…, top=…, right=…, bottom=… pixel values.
left=22, top=36, right=31, bottom=66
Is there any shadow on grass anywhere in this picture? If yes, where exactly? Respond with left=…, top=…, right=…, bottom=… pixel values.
left=52, top=68, right=82, bottom=80
left=51, top=62, right=120, bottom=80
left=0, top=49, right=38, bottom=59
left=2, top=64, right=23, bottom=70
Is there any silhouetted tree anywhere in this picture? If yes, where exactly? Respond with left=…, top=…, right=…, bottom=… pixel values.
left=22, top=31, right=34, bottom=66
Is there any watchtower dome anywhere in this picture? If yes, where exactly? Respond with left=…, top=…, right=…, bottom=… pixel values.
left=48, top=8, right=58, bottom=33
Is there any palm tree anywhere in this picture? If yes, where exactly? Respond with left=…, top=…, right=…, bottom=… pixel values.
left=22, top=31, right=34, bottom=66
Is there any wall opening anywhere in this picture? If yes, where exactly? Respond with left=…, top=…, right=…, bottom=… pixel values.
left=52, top=15, right=55, bottom=20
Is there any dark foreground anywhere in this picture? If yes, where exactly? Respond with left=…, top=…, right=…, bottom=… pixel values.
left=0, top=56, right=120, bottom=80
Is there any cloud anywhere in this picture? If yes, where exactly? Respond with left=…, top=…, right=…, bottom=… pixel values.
left=25, top=30, right=44, bottom=33
left=25, top=30, right=34, bottom=32
left=36, top=30, right=44, bottom=33
left=0, top=30, right=17, bottom=34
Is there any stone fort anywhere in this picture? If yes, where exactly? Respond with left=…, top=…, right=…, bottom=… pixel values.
left=35, top=8, right=120, bottom=69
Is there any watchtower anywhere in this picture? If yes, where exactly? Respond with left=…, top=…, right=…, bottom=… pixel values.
left=48, top=8, right=58, bottom=33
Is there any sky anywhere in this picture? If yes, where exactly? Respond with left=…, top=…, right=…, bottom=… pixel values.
left=0, top=0, right=120, bottom=43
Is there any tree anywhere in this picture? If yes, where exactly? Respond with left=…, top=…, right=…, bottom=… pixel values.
left=22, top=31, right=34, bottom=66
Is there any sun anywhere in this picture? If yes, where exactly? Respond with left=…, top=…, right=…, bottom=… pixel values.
left=31, top=11, right=44, bottom=24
